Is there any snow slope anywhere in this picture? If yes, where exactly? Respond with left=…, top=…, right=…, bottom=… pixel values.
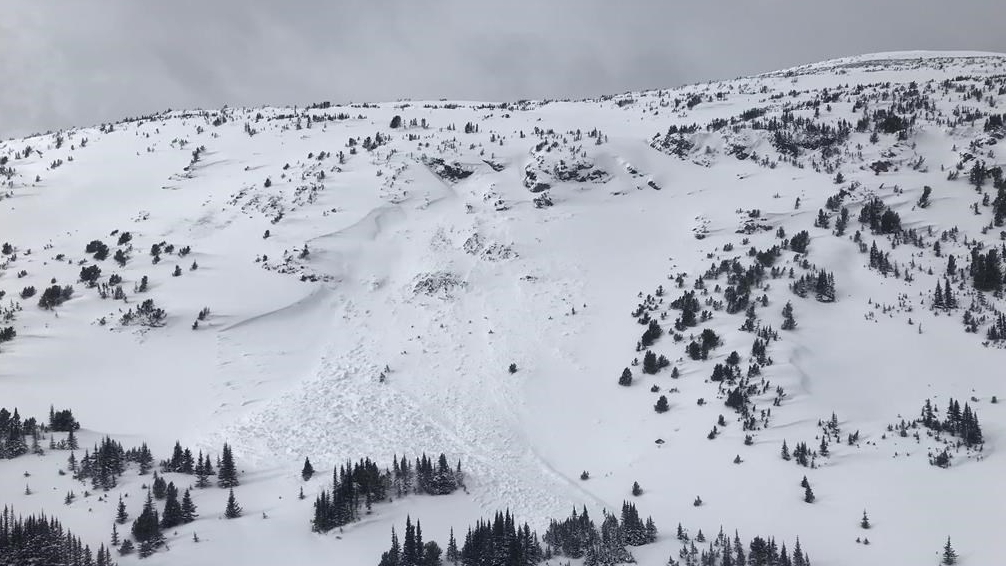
left=2, top=51, right=1006, bottom=565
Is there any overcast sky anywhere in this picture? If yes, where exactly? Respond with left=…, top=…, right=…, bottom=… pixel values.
left=2, top=0, right=1005, bottom=138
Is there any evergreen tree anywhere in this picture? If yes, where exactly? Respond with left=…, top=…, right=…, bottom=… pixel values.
left=131, top=490, right=163, bottom=556
left=618, top=368, right=632, bottom=387
left=403, top=516, right=418, bottom=566
left=860, top=510, right=870, bottom=529
left=137, top=442, right=153, bottom=475
left=642, top=350, right=659, bottom=374
left=115, top=495, right=128, bottom=524
left=446, top=528, right=459, bottom=564
left=152, top=472, right=167, bottom=499
left=654, top=395, right=669, bottom=413
left=379, top=527, right=402, bottom=566
left=161, top=482, right=183, bottom=528
left=942, top=537, right=957, bottom=565
left=195, top=451, right=212, bottom=488
left=302, top=457, right=315, bottom=481
left=792, top=539, right=806, bottom=566
left=218, top=443, right=238, bottom=488
left=119, top=539, right=134, bottom=556
left=944, top=279, right=957, bottom=309
left=224, top=488, right=242, bottom=519
left=781, top=301, right=797, bottom=330
left=181, top=488, right=198, bottom=523
left=421, top=541, right=442, bottom=566
left=803, top=484, right=815, bottom=503
left=632, top=481, right=642, bottom=496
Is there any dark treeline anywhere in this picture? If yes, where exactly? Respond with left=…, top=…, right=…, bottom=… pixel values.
left=313, top=453, right=464, bottom=533
left=378, top=502, right=659, bottom=566
left=0, top=507, right=115, bottom=566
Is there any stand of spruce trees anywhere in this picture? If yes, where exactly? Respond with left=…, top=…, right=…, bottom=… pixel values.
left=0, top=508, right=115, bottom=566
left=668, top=528, right=811, bottom=566
left=313, top=454, right=464, bottom=533
left=378, top=503, right=658, bottom=566
left=919, top=398, right=984, bottom=447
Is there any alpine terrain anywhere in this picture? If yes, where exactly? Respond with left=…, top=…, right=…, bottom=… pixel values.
left=2, top=51, right=1005, bottom=566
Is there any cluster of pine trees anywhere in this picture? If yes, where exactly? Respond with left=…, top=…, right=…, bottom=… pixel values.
left=686, top=329, right=721, bottom=361
left=313, top=454, right=463, bottom=534
left=457, top=511, right=543, bottom=566
left=931, top=279, right=958, bottom=309
left=969, top=247, right=1003, bottom=292
left=920, top=398, right=984, bottom=447
left=787, top=230, right=810, bottom=254
left=670, top=290, right=701, bottom=330
left=639, top=319, right=663, bottom=348
left=117, top=447, right=233, bottom=557
left=378, top=509, right=548, bottom=566
left=790, top=269, right=835, bottom=302
left=641, top=350, right=671, bottom=374
left=859, top=197, right=902, bottom=234
left=0, top=407, right=37, bottom=459
left=543, top=504, right=657, bottom=565
left=75, top=437, right=127, bottom=490
left=378, top=504, right=660, bottom=566
left=377, top=516, right=445, bottom=566
left=668, top=526, right=810, bottom=566
left=151, top=440, right=227, bottom=488
left=48, top=406, right=80, bottom=432
left=0, top=508, right=115, bottom=566
left=985, top=312, right=1006, bottom=340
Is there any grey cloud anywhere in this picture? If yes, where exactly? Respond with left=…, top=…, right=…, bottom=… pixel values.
left=2, top=0, right=1004, bottom=137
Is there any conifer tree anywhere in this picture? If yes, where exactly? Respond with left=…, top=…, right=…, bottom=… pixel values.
left=181, top=488, right=198, bottom=523
left=421, top=541, right=442, bottom=566
left=781, top=301, right=797, bottom=330
left=792, top=538, right=806, bottom=566
left=161, top=482, right=183, bottom=528
left=379, top=528, right=402, bottom=566
left=403, top=516, right=418, bottom=566
left=119, top=539, right=134, bottom=556
left=115, top=495, right=128, bottom=524
left=131, top=490, right=163, bottom=557
left=137, top=443, right=153, bottom=475
left=218, top=443, right=238, bottom=488
left=654, top=395, right=669, bottom=413
left=302, top=457, right=315, bottom=481
left=152, top=473, right=167, bottom=499
left=803, top=484, right=815, bottom=503
left=860, top=510, right=870, bottom=529
left=619, top=367, right=633, bottom=386
left=195, top=451, right=212, bottom=487
left=446, top=527, right=459, bottom=564
left=942, top=537, right=957, bottom=565
left=642, top=350, right=659, bottom=374
left=224, top=488, right=242, bottom=519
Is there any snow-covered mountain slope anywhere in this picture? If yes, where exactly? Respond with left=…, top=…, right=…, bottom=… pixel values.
left=3, top=50, right=1006, bottom=565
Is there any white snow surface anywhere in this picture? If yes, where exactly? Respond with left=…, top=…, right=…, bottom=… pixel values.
left=2, top=51, right=1006, bottom=565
